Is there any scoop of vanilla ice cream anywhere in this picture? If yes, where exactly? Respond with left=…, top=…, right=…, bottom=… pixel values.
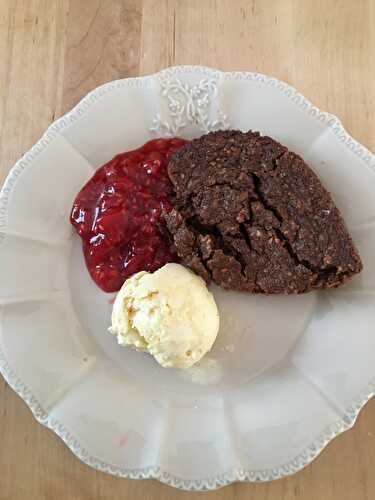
left=109, top=263, right=219, bottom=368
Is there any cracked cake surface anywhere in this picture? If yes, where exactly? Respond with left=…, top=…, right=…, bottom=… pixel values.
left=164, top=130, right=363, bottom=294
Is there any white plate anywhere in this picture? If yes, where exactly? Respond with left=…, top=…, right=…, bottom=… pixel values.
left=1, top=66, right=375, bottom=491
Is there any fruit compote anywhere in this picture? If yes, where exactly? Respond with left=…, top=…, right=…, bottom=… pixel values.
left=70, top=138, right=188, bottom=292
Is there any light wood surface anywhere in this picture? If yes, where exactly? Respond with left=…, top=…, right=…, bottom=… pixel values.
left=0, top=1, right=374, bottom=499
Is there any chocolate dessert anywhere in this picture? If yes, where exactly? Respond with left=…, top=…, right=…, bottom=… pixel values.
left=165, top=130, right=362, bottom=294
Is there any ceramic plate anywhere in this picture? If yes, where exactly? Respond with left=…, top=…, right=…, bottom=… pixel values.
left=1, top=66, right=375, bottom=491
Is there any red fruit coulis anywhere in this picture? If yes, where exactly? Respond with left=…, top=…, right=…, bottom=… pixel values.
left=70, top=138, right=188, bottom=292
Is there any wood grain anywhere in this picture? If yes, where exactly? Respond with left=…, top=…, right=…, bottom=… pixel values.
left=0, top=1, right=374, bottom=499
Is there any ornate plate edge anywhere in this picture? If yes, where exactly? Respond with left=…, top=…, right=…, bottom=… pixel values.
left=0, top=65, right=375, bottom=491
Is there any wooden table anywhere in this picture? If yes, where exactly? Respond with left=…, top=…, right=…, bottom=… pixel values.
left=0, top=1, right=374, bottom=499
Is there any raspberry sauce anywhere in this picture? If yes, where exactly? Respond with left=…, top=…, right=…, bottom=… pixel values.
left=70, top=138, right=188, bottom=292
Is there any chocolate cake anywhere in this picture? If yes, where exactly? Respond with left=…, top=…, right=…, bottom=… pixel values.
left=164, top=130, right=363, bottom=294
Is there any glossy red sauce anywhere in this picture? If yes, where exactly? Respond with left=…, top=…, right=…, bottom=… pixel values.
left=70, top=138, right=188, bottom=292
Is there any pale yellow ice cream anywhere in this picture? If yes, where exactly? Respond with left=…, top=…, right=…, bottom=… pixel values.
left=109, top=263, right=219, bottom=368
